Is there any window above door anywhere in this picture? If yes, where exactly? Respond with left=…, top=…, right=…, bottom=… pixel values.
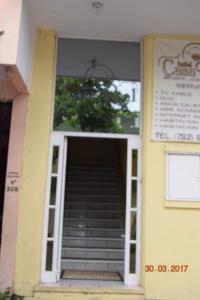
left=53, top=38, right=141, bottom=135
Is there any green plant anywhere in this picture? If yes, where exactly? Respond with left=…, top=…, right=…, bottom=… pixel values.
left=0, top=291, right=7, bottom=300
left=54, top=77, right=136, bottom=133
left=0, top=289, right=23, bottom=300
left=10, top=294, right=24, bottom=300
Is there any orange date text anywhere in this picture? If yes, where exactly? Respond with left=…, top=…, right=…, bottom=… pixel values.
left=145, top=265, right=188, bottom=272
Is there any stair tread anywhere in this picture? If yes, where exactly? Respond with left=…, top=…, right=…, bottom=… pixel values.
left=67, top=194, right=119, bottom=197
left=67, top=195, right=119, bottom=197
left=63, top=226, right=124, bottom=231
left=67, top=199, right=120, bottom=203
left=63, top=236, right=124, bottom=240
left=62, top=247, right=124, bottom=252
left=68, top=171, right=116, bottom=172
left=64, top=217, right=122, bottom=222
left=66, top=201, right=120, bottom=206
left=66, top=207, right=120, bottom=209
left=61, top=258, right=124, bottom=263
left=64, top=226, right=124, bottom=230
left=68, top=167, right=116, bottom=169
left=65, top=209, right=120, bottom=213
left=68, top=195, right=120, bottom=199
left=67, top=181, right=117, bottom=184
left=68, top=170, right=116, bottom=173
left=67, top=187, right=118, bottom=190
left=67, top=177, right=117, bottom=181
left=65, top=217, right=121, bottom=220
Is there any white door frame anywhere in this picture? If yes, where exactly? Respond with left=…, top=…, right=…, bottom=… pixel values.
left=41, top=130, right=142, bottom=286
left=125, top=135, right=141, bottom=286
left=41, top=133, right=68, bottom=283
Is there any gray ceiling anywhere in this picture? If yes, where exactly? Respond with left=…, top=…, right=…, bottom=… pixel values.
left=27, top=0, right=200, bottom=42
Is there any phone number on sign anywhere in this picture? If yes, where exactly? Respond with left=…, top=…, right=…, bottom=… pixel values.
left=145, top=265, right=188, bottom=272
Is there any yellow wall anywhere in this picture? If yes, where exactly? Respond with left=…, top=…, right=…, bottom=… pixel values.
left=13, top=29, right=143, bottom=300
left=142, top=35, right=200, bottom=300
left=14, top=31, right=200, bottom=300
left=14, top=29, right=56, bottom=296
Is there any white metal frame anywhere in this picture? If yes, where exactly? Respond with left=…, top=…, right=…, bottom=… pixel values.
left=41, top=133, right=68, bottom=283
left=41, top=130, right=142, bottom=286
left=124, top=135, right=141, bottom=285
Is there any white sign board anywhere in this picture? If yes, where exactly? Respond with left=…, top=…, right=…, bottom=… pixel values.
left=152, top=39, right=200, bottom=142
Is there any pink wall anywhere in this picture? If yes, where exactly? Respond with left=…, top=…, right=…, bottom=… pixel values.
left=0, top=0, right=22, bottom=65
left=0, top=0, right=6, bottom=33
left=0, top=0, right=33, bottom=290
left=0, top=94, right=28, bottom=290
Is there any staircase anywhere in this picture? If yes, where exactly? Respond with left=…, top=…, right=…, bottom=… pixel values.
left=61, top=164, right=125, bottom=279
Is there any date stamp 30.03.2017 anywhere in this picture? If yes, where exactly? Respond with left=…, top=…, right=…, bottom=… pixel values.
left=145, top=265, right=188, bottom=273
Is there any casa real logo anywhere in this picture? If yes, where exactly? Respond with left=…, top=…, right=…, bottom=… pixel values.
left=159, top=42, right=200, bottom=79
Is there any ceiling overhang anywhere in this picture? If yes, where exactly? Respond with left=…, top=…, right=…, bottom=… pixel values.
left=27, top=0, right=200, bottom=42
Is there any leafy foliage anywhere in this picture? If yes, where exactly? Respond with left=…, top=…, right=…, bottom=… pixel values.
left=54, top=77, right=138, bottom=133
left=0, top=289, right=23, bottom=300
left=0, top=292, right=7, bottom=300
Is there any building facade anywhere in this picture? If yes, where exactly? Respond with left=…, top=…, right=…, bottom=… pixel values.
left=0, top=1, right=200, bottom=300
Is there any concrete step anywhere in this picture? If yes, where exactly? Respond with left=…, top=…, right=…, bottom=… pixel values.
left=63, top=227, right=124, bottom=238
left=63, top=218, right=124, bottom=228
left=66, top=187, right=119, bottom=195
left=68, top=166, right=116, bottom=173
left=62, top=236, right=125, bottom=249
left=66, top=182, right=118, bottom=188
left=67, top=176, right=117, bottom=183
left=65, top=201, right=120, bottom=210
left=62, top=246, right=124, bottom=251
left=67, top=171, right=117, bottom=178
left=61, top=258, right=124, bottom=272
left=67, top=194, right=120, bottom=202
left=64, top=210, right=121, bottom=219
left=62, top=247, right=124, bottom=260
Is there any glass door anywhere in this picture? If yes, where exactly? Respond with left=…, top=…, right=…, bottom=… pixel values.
left=124, top=135, right=141, bottom=286
left=41, top=133, right=67, bottom=283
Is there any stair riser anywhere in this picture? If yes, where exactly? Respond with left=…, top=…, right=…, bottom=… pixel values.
left=61, top=261, right=124, bottom=272
left=68, top=166, right=116, bottom=171
left=67, top=195, right=120, bottom=202
left=66, top=189, right=119, bottom=195
left=62, top=239, right=124, bottom=249
left=67, top=177, right=117, bottom=183
left=66, top=180, right=116, bottom=188
left=63, top=228, right=124, bottom=238
left=67, top=171, right=117, bottom=177
left=62, top=249, right=124, bottom=260
left=64, top=212, right=121, bottom=219
left=65, top=203, right=120, bottom=210
left=63, top=219, right=123, bottom=228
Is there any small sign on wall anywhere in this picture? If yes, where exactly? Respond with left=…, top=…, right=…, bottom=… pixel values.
left=6, top=171, right=19, bottom=193
left=152, top=39, right=200, bottom=142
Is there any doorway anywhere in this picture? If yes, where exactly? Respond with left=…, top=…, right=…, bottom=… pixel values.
left=42, top=132, right=141, bottom=286
left=61, top=137, right=126, bottom=281
left=0, top=102, right=12, bottom=248
left=42, top=37, right=141, bottom=285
